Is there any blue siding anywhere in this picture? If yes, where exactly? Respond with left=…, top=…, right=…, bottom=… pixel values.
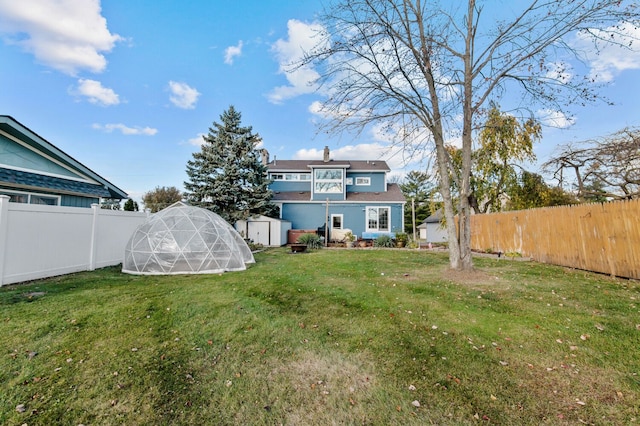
left=346, top=172, right=386, bottom=192
left=0, top=135, right=81, bottom=179
left=280, top=202, right=404, bottom=239
left=61, top=194, right=99, bottom=208
left=281, top=204, right=327, bottom=229
left=270, top=181, right=310, bottom=192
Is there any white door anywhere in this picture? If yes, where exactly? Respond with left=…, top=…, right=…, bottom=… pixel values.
left=248, top=221, right=270, bottom=246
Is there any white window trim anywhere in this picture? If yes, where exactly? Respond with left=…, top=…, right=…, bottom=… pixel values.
left=0, top=189, right=61, bottom=206
left=313, top=168, right=343, bottom=194
left=366, top=206, right=391, bottom=232
left=270, top=172, right=311, bottom=181
left=331, top=214, right=343, bottom=230
left=355, top=177, right=371, bottom=186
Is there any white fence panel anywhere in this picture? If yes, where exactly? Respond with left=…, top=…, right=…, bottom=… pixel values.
left=92, top=208, right=146, bottom=270
left=0, top=196, right=147, bottom=285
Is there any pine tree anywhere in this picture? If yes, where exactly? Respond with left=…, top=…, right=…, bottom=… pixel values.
left=184, top=106, right=275, bottom=223
left=123, top=198, right=139, bottom=211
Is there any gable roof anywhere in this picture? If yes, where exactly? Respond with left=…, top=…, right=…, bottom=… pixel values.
left=272, top=183, right=406, bottom=203
left=267, top=159, right=391, bottom=173
left=0, top=115, right=127, bottom=199
left=423, top=209, right=444, bottom=223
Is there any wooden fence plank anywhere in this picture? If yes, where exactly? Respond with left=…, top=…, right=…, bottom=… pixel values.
left=470, top=199, right=640, bottom=279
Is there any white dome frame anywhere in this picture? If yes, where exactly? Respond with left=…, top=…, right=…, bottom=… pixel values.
left=123, top=202, right=255, bottom=275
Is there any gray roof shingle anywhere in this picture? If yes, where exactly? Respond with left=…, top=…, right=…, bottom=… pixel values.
left=268, top=159, right=391, bottom=173
left=0, top=167, right=112, bottom=198
left=272, top=183, right=406, bottom=203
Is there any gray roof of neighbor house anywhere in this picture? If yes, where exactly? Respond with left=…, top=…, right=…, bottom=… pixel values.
left=0, top=115, right=128, bottom=199
left=267, top=159, right=391, bottom=173
left=272, top=183, right=406, bottom=203
left=423, top=209, right=444, bottom=223
left=0, top=168, right=112, bottom=198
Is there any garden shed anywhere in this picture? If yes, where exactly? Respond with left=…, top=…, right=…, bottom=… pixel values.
left=420, top=210, right=448, bottom=243
left=235, top=215, right=291, bottom=246
left=123, top=202, right=254, bottom=275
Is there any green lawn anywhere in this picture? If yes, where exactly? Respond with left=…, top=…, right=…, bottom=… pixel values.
left=1, top=248, right=639, bottom=425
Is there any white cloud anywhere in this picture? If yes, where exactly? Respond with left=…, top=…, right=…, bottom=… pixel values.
left=537, top=109, right=576, bottom=129
left=545, top=61, right=573, bottom=84
left=74, top=79, right=119, bottom=106
left=268, top=19, right=325, bottom=104
left=574, top=22, right=640, bottom=83
left=0, top=0, right=121, bottom=75
left=187, top=133, right=206, bottom=146
left=92, top=123, right=157, bottom=136
left=168, top=81, right=200, bottom=109
left=224, top=40, right=243, bottom=65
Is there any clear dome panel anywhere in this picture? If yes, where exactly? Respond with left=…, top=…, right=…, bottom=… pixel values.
left=123, top=202, right=255, bottom=275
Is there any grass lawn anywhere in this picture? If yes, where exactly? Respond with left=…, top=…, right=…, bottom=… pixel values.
left=1, top=248, right=639, bottom=425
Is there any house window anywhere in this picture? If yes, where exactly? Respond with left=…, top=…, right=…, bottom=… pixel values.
left=30, top=195, right=59, bottom=205
left=331, top=214, right=343, bottom=230
left=366, top=206, right=390, bottom=232
left=314, top=169, right=343, bottom=193
left=0, top=190, right=59, bottom=206
left=1, top=191, right=28, bottom=203
left=355, top=177, right=371, bottom=186
left=270, top=173, right=311, bottom=181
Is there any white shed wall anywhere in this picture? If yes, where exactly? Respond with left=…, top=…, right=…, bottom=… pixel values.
left=236, top=216, right=291, bottom=246
left=425, top=222, right=448, bottom=243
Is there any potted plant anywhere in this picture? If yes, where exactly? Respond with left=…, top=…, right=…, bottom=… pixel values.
left=395, top=232, right=408, bottom=248
left=344, top=231, right=356, bottom=248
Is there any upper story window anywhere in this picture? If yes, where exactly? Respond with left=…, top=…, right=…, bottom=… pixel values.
left=270, top=173, right=311, bottom=181
left=314, top=169, right=343, bottom=193
left=355, top=177, right=371, bottom=186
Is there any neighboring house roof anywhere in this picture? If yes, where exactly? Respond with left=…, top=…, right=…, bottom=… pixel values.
left=423, top=209, right=444, bottom=223
left=0, top=115, right=127, bottom=199
left=273, top=183, right=406, bottom=203
left=268, top=159, right=391, bottom=173
left=0, top=168, right=112, bottom=198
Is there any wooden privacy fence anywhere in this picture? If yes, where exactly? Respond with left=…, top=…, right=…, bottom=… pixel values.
left=470, top=199, right=640, bottom=279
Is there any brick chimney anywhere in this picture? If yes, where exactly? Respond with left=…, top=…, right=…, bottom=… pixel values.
left=323, top=146, right=330, bottom=162
left=260, top=149, right=269, bottom=165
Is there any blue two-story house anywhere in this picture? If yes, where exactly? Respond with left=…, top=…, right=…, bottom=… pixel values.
left=266, top=147, right=406, bottom=241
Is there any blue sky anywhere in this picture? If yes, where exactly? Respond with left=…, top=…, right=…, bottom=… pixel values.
left=1, top=1, right=639, bottom=205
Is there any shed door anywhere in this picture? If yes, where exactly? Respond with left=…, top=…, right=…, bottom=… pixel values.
left=248, top=221, right=270, bottom=246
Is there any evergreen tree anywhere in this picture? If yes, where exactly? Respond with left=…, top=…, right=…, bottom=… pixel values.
left=399, top=171, right=435, bottom=231
left=184, top=106, right=275, bottom=223
left=123, top=198, right=139, bottom=211
left=100, top=198, right=121, bottom=210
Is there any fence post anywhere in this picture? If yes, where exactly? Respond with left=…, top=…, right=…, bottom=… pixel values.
left=0, top=195, right=10, bottom=286
left=89, top=204, right=100, bottom=271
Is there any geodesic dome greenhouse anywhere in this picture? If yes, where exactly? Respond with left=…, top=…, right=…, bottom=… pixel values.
left=122, top=202, right=255, bottom=275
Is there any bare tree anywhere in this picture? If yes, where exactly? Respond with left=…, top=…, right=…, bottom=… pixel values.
left=543, top=127, right=640, bottom=201
left=299, top=0, right=638, bottom=270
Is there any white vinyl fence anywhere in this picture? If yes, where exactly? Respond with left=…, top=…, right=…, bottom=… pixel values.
left=0, top=195, right=148, bottom=286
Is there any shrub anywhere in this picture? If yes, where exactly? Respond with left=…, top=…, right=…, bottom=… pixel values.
left=374, top=235, right=395, bottom=248
left=395, top=232, right=408, bottom=244
left=297, top=233, right=323, bottom=249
